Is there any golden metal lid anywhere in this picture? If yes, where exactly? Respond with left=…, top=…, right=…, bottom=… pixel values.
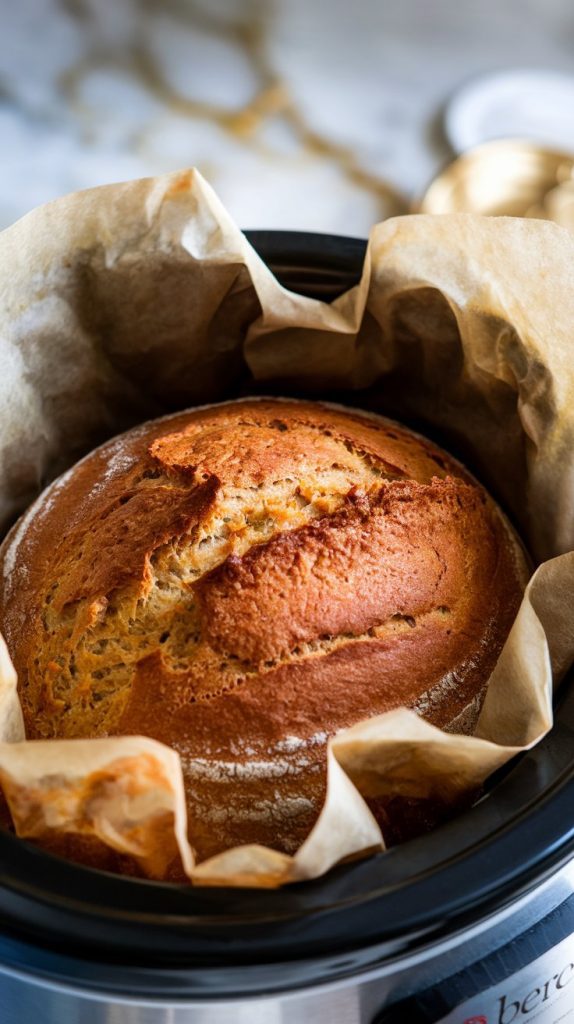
left=418, top=139, right=574, bottom=229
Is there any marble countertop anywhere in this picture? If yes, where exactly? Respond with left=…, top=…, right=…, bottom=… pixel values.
left=1, top=0, right=574, bottom=237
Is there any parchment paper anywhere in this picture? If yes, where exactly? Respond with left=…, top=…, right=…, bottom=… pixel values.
left=1, top=168, right=574, bottom=886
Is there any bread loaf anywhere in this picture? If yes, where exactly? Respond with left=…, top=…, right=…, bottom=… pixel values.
left=0, top=399, right=527, bottom=862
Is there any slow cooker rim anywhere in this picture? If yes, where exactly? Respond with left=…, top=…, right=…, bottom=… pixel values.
left=0, top=767, right=573, bottom=999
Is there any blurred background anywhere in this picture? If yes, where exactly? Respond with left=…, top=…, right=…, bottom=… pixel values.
left=1, top=0, right=574, bottom=235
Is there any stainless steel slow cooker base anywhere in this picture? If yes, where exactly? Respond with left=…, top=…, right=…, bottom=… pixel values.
left=1, top=860, right=573, bottom=1022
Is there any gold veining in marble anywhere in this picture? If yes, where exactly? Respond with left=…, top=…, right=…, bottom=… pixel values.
left=58, top=0, right=408, bottom=220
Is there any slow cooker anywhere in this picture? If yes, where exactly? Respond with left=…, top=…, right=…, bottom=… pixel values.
left=1, top=231, right=573, bottom=1024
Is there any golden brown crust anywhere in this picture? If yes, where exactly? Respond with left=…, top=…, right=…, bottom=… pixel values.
left=0, top=399, right=527, bottom=862
left=197, top=480, right=494, bottom=666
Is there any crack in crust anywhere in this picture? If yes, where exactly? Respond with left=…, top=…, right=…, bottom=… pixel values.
left=195, top=480, right=485, bottom=668
left=0, top=399, right=528, bottom=862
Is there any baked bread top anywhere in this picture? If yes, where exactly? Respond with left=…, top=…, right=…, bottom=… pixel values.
left=0, top=399, right=527, bottom=862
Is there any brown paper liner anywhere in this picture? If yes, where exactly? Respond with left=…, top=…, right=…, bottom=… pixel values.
left=1, top=169, right=574, bottom=886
